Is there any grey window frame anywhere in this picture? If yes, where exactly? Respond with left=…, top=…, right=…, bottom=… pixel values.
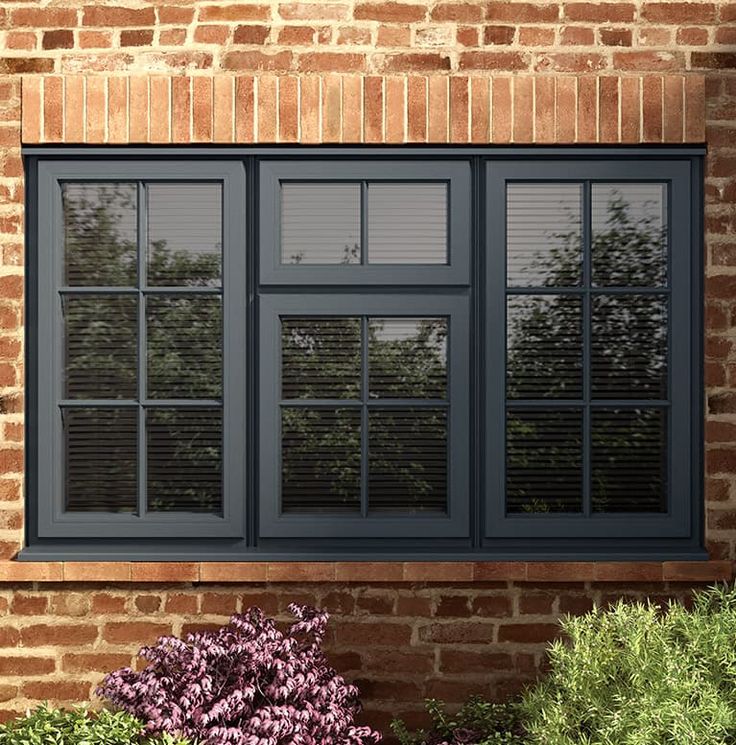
left=22, top=147, right=704, bottom=561
left=485, top=159, right=697, bottom=542
left=258, top=293, right=470, bottom=539
left=33, top=160, right=247, bottom=539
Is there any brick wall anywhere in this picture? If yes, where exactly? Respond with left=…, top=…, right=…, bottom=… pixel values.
left=0, top=0, right=734, bottom=733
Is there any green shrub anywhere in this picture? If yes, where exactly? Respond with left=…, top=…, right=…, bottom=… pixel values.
left=521, top=584, right=736, bottom=745
left=391, top=696, right=525, bottom=745
left=0, top=705, right=192, bottom=745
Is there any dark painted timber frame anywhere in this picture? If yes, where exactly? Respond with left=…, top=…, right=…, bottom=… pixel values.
left=22, top=146, right=705, bottom=561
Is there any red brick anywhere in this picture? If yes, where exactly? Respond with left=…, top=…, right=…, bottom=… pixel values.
left=279, top=3, right=349, bottom=20
left=103, top=622, right=171, bottom=644
left=83, top=6, right=155, bottom=26
left=564, top=2, right=635, bottom=21
left=642, top=2, right=716, bottom=23
left=0, top=58, right=54, bottom=74
left=335, top=621, right=412, bottom=646
left=120, top=29, right=154, bottom=46
left=11, top=8, right=77, bottom=27
left=380, top=53, right=451, bottom=72
left=419, top=622, right=494, bottom=644
left=22, top=681, right=91, bottom=701
left=484, top=25, right=515, bottom=44
left=201, top=592, right=239, bottom=615
left=561, top=26, right=595, bottom=45
left=440, top=649, right=515, bottom=673
left=459, top=51, right=528, bottom=70
left=298, top=52, right=365, bottom=72
left=42, top=30, right=74, bottom=50
left=472, top=595, right=513, bottom=617
left=222, top=50, right=293, bottom=71
left=486, top=2, right=559, bottom=22
left=600, top=27, right=632, bottom=45
left=21, top=624, right=97, bottom=647
left=498, top=623, right=561, bottom=643
left=62, top=653, right=132, bottom=673
left=432, top=3, right=484, bottom=21
left=233, top=25, right=270, bottom=44
left=354, top=2, right=426, bottom=22
left=199, top=4, right=271, bottom=21
left=0, top=656, right=54, bottom=676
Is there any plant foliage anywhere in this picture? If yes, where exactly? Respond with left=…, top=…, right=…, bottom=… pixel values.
left=98, top=604, right=381, bottom=745
left=0, top=704, right=191, bottom=745
left=391, top=697, right=525, bottom=745
left=521, top=584, right=736, bottom=745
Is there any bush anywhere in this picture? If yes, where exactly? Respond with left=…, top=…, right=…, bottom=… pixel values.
left=98, top=603, right=381, bottom=745
left=391, top=697, right=525, bottom=745
left=0, top=704, right=190, bottom=745
left=521, top=584, right=736, bottom=745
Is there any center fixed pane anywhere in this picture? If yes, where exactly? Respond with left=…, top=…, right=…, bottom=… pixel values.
left=368, top=317, right=447, bottom=399
left=281, top=317, right=361, bottom=400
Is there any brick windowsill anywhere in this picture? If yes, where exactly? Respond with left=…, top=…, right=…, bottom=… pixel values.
left=0, top=561, right=729, bottom=584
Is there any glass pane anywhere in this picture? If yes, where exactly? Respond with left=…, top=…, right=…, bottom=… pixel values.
left=63, top=296, right=137, bottom=399
left=281, top=318, right=361, bottom=400
left=368, top=408, right=447, bottom=513
left=281, top=407, right=361, bottom=513
left=592, top=408, right=667, bottom=513
left=591, top=295, right=668, bottom=400
left=62, top=182, right=137, bottom=286
left=281, top=183, right=361, bottom=264
left=506, top=409, right=582, bottom=513
left=147, top=296, right=222, bottom=400
left=147, top=183, right=222, bottom=287
left=147, top=408, right=222, bottom=513
left=64, top=407, right=137, bottom=512
left=592, top=183, right=667, bottom=287
left=507, top=183, right=582, bottom=287
left=369, top=318, right=447, bottom=399
left=367, top=183, right=447, bottom=264
left=507, top=296, right=582, bottom=399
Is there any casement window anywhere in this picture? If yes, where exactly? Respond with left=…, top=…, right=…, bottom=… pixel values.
left=25, top=150, right=703, bottom=559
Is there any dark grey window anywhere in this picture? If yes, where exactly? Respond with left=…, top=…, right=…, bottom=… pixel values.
left=26, top=151, right=703, bottom=559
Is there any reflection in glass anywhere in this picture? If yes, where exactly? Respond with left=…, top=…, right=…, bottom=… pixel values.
left=368, top=408, right=447, bottom=513
left=147, top=183, right=222, bottom=287
left=369, top=318, right=447, bottom=399
left=506, top=409, right=583, bottom=513
left=507, top=296, right=582, bottom=399
left=147, top=408, right=222, bottom=513
left=147, top=296, right=222, bottom=400
left=281, top=407, right=361, bottom=513
left=62, top=182, right=138, bottom=286
left=592, top=408, right=667, bottom=512
left=281, top=318, right=361, bottom=400
left=63, top=295, right=137, bottom=399
left=592, top=183, right=667, bottom=287
left=507, top=183, right=582, bottom=287
left=281, top=183, right=361, bottom=264
left=591, top=295, right=667, bottom=400
left=367, top=183, right=448, bottom=264
left=64, top=407, right=137, bottom=512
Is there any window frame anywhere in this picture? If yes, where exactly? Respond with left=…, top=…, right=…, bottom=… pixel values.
left=23, top=148, right=705, bottom=560
left=33, top=160, right=247, bottom=539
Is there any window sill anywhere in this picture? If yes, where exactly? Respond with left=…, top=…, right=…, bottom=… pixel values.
left=2, top=559, right=731, bottom=584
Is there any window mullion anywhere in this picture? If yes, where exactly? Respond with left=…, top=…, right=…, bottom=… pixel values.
left=582, top=180, right=592, bottom=519
left=360, top=315, right=369, bottom=518
left=137, top=181, right=148, bottom=519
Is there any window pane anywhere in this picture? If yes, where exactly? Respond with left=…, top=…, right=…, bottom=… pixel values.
left=591, top=295, right=668, bottom=400
left=281, top=183, right=361, bottom=264
left=147, top=408, right=222, bottom=513
left=147, top=183, right=222, bottom=287
left=507, top=183, right=582, bottom=287
left=506, top=409, right=582, bottom=513
left=367, top=183, right=447, bottom=264
left=64, top=407, right=137, bottom=512
left=507, top=296, right=582, bottom=399
left=281, top=318, right=361, bottom=400
left=369, top=318, right=447, bottom=399
left=281, top=407, right=361, bottom=513
left=147, top=296, right=222, bottom=400
left=368, top=408, right=447, bottom=513
left=62, top=182, right=137, bottom=286
left=592, top=183, right=667, bottom=287
left=63, top=296, right=137, bottom=399
left=592, top=408, right=667, bottom=512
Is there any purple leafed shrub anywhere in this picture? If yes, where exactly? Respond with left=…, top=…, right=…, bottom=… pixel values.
left=97, top=604, right=381, bottom=745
